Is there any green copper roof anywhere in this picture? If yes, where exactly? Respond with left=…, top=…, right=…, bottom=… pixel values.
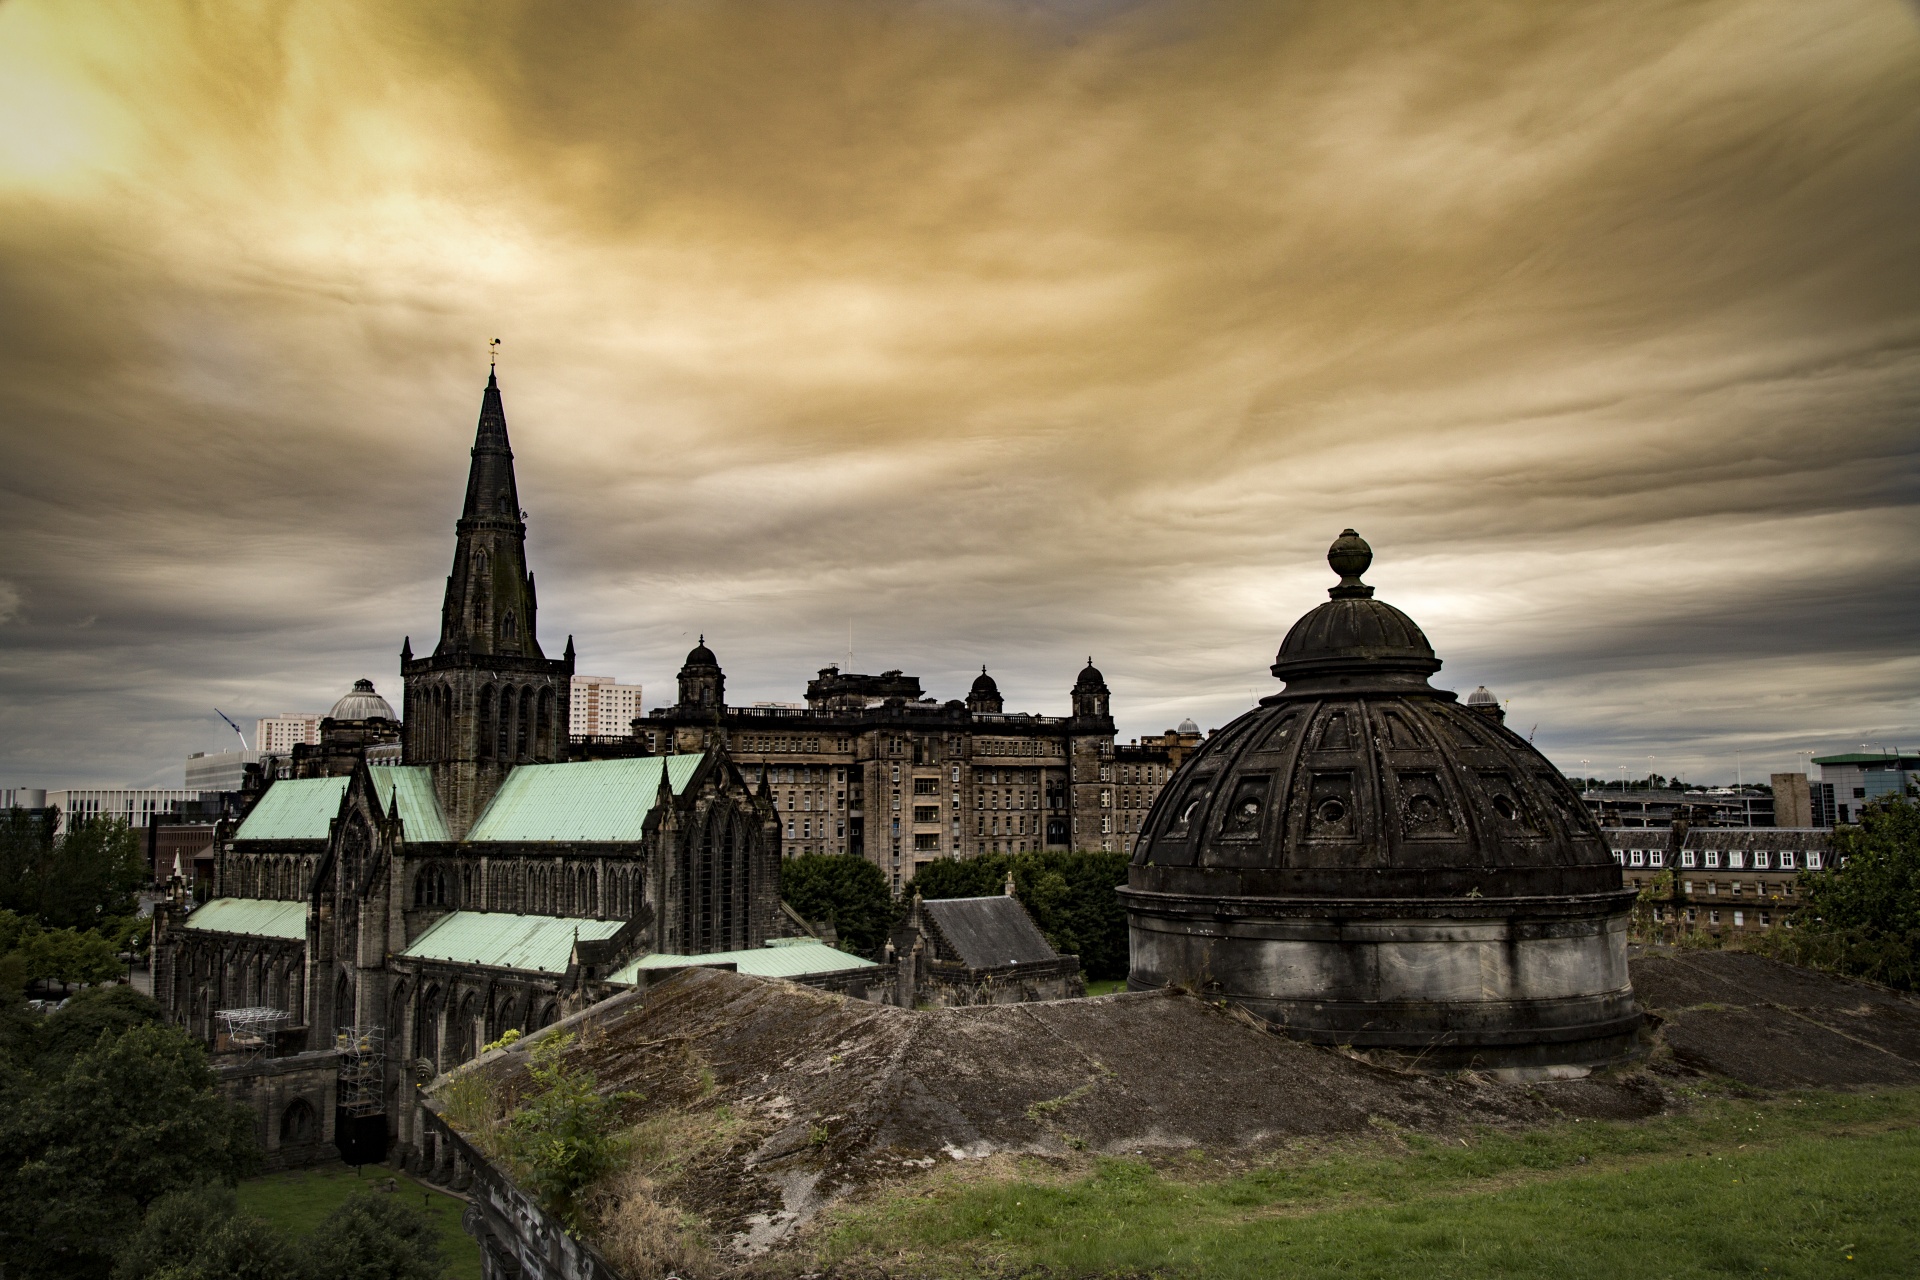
left=401, top=910, right=623, bottom=974
left=233, top=777, right=350, bottom=841
left=466, top=756, right=704, bottom=843
left=184, top=897, right=309, bottom=940
left=371, top=765, right=449, bottom=841
left=608, top=938, right=876, bottom=985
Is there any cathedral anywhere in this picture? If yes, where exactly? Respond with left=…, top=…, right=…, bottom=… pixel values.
left=150, top=373, right=788, bottom=1165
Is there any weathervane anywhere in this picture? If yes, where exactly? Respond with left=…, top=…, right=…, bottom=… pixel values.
left=489, top=337, right=501, bottom=373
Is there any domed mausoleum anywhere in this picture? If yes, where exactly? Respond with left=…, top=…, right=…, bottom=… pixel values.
left=1121, top=531, right=1639, bottom=1072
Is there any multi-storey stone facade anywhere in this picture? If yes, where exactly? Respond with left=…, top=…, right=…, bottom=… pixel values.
left=631, top=652, right=1189, bottom=889
left=1605, top=825, right=1835, bottom=940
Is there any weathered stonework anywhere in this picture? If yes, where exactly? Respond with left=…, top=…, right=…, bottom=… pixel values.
left=1123, top=530, right=1639, bottom=1073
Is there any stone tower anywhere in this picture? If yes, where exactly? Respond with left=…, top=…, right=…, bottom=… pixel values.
left=402, top=372, right=573, bottom=837
left=675, top=638, right=726, bottom=712
left=1068, top=659, right=1116, bottom=848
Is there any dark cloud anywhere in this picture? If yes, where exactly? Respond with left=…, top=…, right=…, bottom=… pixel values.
left=1, top=0, right=1917, bottom=788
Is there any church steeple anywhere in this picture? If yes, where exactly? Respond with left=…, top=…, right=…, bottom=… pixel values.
left=405, top=370, right=575, bottom=839
left=437, top=372, right=543, bottom=659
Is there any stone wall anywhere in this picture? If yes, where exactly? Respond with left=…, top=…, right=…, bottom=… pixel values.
left=215, top=1048, right=340, bottom=1172
left=417, top=1103, right=622, bottom=1280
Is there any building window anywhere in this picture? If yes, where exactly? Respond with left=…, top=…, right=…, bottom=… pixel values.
left=913, top=777, right=937, bottom=795
left=1760, top=912, right=1771, bottom=927
left=1680, top=850, right=1696, bottom=868
left=1650, top=850, right=1664, bottom=867
left=1779, top=851, right=1796, bottom=870
left=1709, top=910, right=1720, bottom=924
left=1733, top=911, right=1744, bottom=927
left=1807, top=852, right=1822, bottom=870
left=914, top=833, right=939, bottom=851
left=785, top=820, right=794, bottom=838
left=1629, top=850, right=1644, bottom=867
left=1728, top=851, right=1746, bottom=870
left=1682, top=880, right=1693, bottom=895
left=1752, top=851, right=1769, bottom=870
left=913, top=806, right=939, bottom=823
left=1705, top=851, right=1721, bottom=869
left=1611, top=850, right=1624, bottom=865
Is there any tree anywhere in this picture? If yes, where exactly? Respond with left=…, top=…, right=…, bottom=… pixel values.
left=0, top=1023, right=259, bottom=1278
left=781, top=854, right=901, bottom=956
left=302, top=1190, right=447, bottom=1280
left=503, top=1033, right=631, bottom=1232
left=33, top=984, right=162, bottom=1068
left=0, top=812, right=145, bottom=931
left=115, top=1183, right=445, bottom=1280
left=1789, top=796, right=1920, bottom=989
left=114, top=1185, right=307, bottom=1280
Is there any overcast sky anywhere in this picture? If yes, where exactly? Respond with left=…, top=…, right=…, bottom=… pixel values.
left=2, top=0, right=1916, bottom=790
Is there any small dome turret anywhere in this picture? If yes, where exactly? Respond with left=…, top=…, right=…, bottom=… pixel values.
left=328, top=678, right=396, bottom=722
left=1177, top=717, right=1201, bottom=735
left=967, top=665, right=1004, bottom=714
left=684, top=635, right=718, bottom=667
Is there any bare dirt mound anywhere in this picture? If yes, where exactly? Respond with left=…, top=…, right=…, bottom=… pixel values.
left=1633, top=948, right=1920, bottom=1090
left=453, top=951, right=1920, bottom=1257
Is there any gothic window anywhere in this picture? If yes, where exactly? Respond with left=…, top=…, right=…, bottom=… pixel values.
left=280, top=1099, right=315, bottom=1144
left=334, top=972, right=355, bottom=1031
left=416, top=985, right=442, bottom=1063
left=473, top=548, right=489, bottom=576
left=537, top=688, right=555, bottom=760
left=517, top=687, right=532, bottom=760
left=496, top=491, right=511, bottom=514
left=497, top=686, right=514, bottom=759
left=478, top=686, right=495, bottom=760
left=502, top=610, right=518, bottom=643
left=455, top=992, right=478, bottom=1062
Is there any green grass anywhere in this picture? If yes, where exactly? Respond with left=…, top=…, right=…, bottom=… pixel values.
left=237, top=1163, right=482, bottom=1280
left=1082, top=978, right=1128, bottom=997
left=817, top=1088, right=1920, bottom=1278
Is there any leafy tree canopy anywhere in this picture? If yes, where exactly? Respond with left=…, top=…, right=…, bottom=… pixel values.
left=0, top=812, right=146, bottom=930
left=114, top=1183, right=445, bottom=1280
left=781, top=854, right=901, bottom=956
left=0, top=1022, right=258, bottom=1279
left=1791, top=797, right=1920, bottom=989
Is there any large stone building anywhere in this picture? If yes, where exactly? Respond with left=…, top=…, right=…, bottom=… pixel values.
left=631, top=652, right=1189, bottom=889
left=151, top=374, right=786, bottom=1165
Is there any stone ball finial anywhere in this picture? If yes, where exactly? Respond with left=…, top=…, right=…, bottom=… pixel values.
left=1327, top=529, right=1374, bottom=598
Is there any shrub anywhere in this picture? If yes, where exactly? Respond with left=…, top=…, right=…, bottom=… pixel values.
left=503, top=1034, right=632, bottom=1232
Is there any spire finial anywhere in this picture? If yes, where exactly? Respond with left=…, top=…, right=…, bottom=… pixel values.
left=489, top=337, right=500, bottom=381
left=1327, top=528, right=1375, bottom=599
left=981, top=664, right=988, bottom=675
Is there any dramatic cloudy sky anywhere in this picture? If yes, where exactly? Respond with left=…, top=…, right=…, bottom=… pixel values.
left=2, top=0, right=1916, bottom=789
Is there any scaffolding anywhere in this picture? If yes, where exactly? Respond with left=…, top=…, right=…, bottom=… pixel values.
left=215, top=1007, right=290, bottom=1060
left=334, top=1024, right=386, bottom=1117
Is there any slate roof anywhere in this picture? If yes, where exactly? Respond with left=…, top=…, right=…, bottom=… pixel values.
left=183, top=897, right=309, bottom=940
left=233, top=777, right=350, bottom=841
left=923, top=896, right=1060, bottom=967
left=608, top=939, right=877, bottom=985
left=466, top=756, right=703, bottom=843
left=401, top=910, right=624, bottom=974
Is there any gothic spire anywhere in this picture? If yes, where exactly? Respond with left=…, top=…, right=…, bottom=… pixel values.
left=435, top=373, right=543, bottom=659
